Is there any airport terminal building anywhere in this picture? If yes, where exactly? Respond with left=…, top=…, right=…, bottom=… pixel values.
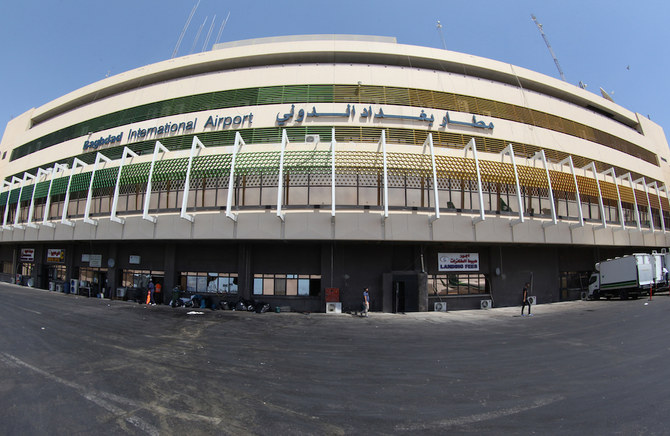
left=1, top=35, right=669, bottom=312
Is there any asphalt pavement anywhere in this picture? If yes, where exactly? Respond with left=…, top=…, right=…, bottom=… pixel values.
left=0, top=283, right=669, bottom=435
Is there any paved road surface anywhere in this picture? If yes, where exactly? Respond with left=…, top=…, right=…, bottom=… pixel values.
left=0, top=284, right=668, bottom=435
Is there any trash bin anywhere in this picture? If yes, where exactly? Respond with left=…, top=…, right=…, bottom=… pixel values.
left=116, top=287, right=127, bottom=299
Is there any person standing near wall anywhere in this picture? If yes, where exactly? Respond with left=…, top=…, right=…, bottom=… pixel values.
left=363, top=287, right=370, bottom=317
left=154, top=281, right=162, bottom=304
left=146, top=280, right=155, bottom=305
left=521, top=282, right=532, bottom=316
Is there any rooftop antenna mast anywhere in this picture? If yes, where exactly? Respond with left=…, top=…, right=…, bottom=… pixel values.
left=190, top=16, right=208, bottom=54
left=202, top=15, right=216, bottom=51
left=436, top=20, right=447, bottom=50
left=531, top=14, right=566, bottom=82
left=172, top=0, right=200, bottom=58
left=215, top=12, right=231, bottom=45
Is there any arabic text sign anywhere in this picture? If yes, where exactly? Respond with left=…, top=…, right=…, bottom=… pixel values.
left=438, top=253, right=479, bottom=272
left=89, top=254, right=102, bottom=268
left=276, top=104, right=493, bottom=130
left=20, top=248, right=35, bottom=262
left=47, top=249, right=65, bottom=263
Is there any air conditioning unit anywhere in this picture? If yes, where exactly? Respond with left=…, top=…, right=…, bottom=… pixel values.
left=326, top=302, right=342, bottom=314
left=305, top=134, right=320, bottom=143
left=480, top=299, right=492, bottom=310
left=55, top=284, right=63, bottom=293
left=527, top=296, right=537, bottom=305
left=433, top=302, right=447, bottom=312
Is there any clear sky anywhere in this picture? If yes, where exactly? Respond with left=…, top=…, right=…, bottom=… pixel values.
left=2, top=0, right=669, bottom=142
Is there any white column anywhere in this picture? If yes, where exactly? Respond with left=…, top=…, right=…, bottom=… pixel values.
left=43, top=163, right=68, bottom=228
left=61, top=158, right=87, bottom=227
left=226, top=132, right=245, bottom=222
left=531, top=151, right=557, bottom=225
left=180, top=136, right=205, bottom=222
left=663, top=185, right=670, bottom=233
left=13, top=173, right=35, bottom=229
left=110, top=147, right=139, bottom=224
left=83, top=153, right=113, bottom=226
left=602, top=168, right=625, bottom=230
left=464, top=138, right=485, bottom=223
left=423, top=133, right=440, bottom=221
left=621, top=173, right=641, bottom=231
left=635, top=177, right=653, bottom=232
left=501, top=144, right=524, bottom=224
left=651, top=181, right=665, bottom=233
left=558, top=157, right=584, bottom=228
left=143, top=141, right=170, bottom=223
left=276, top=130, right=289, bottom=221
left=582, top=163, right=606, bottom=228
left=331, top=128, right=336, bottom=218
left=27, top=168, right=52, bottom=229
left=1, top=178, right=19, bottom=230
left=378, top=130, right=389, bottom=219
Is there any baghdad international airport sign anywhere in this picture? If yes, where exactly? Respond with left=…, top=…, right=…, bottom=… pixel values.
left=438, top=253, right=479, bottom=272
left=82, top=103, right=493, bottom=152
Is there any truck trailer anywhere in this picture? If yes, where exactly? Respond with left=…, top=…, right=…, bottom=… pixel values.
left=588, top=254, right=653, bottom=300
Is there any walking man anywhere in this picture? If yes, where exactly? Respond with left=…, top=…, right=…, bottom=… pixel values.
left=521, top=282, right=532, bottom=316
left=363, top=287, right=370, bottom=317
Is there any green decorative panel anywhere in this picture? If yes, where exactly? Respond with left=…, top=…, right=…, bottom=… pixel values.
left=8, top=188, right=20, bottom=204
left=33, top=181, right=51, bottom=199
left=119, top=162, right=151, bottom=185
left=20, top=184, right=34, bottom=202
left=92, top=167, right=120, bottom=189
left=49, top=177, right=70, bottom=196
left=153, top=158, right=189, bottom=182
left=191, top=154, right=232, bottom=179
left=69, top=172, right=92, bottom=192
left=257, top=86, right=285, bottom=105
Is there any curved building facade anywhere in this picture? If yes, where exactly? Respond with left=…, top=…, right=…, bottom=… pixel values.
left=1, top=35, right=669, bottom=311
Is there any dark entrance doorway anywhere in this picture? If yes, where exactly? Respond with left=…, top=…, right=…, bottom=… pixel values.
left=392, top=273, right=419, bottom=313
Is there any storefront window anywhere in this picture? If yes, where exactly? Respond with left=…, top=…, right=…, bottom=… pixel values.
left=80, top=267, right=108, bottom=285
left=121, top=269, right=164, bottom=289
left=19, top=263, right=33, bottom=277
left=179, top=272, right=238, bottom=294
left=49, top=265, right=67, bottom=281
left=253, top=273, right=320, bottom=296
left=427, top=273, right=489, bottom=296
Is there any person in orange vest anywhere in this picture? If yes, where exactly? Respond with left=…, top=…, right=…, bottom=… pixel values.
left=155, top=282, right=162, bottom=304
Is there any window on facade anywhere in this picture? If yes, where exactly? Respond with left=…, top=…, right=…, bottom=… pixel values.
left=253, top=273, right=321, bottom=296
left=20, top=263, right=33, bottom=276
left=122, top=269, right=164, bottom=288
left=179, top=272, right=238, bottom=294
left=427, top=273, right=489, bottom=296
left=1, top=262, right=12, bottom=274
left=79, top=267, right=109, bottom=284
left=50, top=265, right=67, bottom=281
left=559, top=271, right=591, bottom=301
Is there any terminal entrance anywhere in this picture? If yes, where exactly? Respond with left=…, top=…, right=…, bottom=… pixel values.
left=391, top=273, right=419, bottom=313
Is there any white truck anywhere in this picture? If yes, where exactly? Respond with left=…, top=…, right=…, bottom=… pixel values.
left=588, top=254, right=653, bottom=300
left=651, top=250, right=670, bottom=291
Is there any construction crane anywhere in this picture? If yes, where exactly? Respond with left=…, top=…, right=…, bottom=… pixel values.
left=531, top=14, right=566, bottom=82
